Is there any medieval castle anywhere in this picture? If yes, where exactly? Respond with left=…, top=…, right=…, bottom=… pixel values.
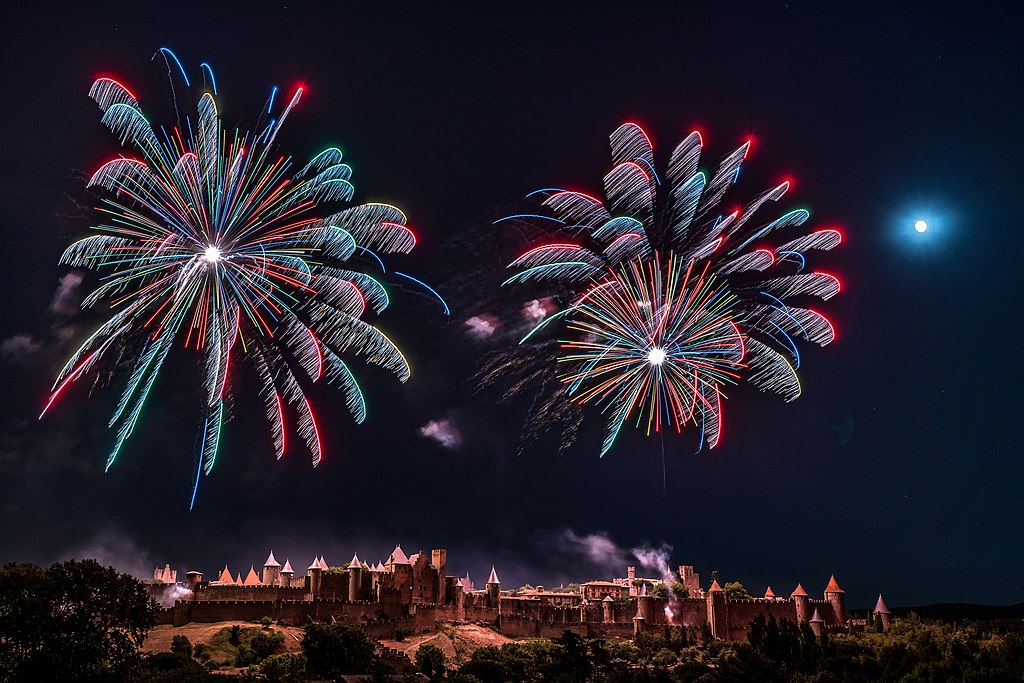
left=147, top=545, right=893, bottom=641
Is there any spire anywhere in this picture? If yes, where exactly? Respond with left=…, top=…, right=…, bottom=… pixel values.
left=235, top=573, right=243, bottom=585
left=764, top=586, right=776, bottom=599
left=281, top=560, right=294, bottom=574
left=264, top=550, right=280, bottom=568
left=348, top=552, right=362, bottom=570
left=244, top=566, right=262, bottom=586
left=388, top=544, right=409, bottom=565
left=824, top=575, right=844, bottom=594
left=708, top=580, right=724, bottom=593
left=809, top=608, right=824, bottom=624
left=791, top=583, right=808, bottom=597
left=308, top=556, right=322, bottom=572
left=873, top=594, right=891, bottom=615
left=487, top=566, right=500, bottom=585
left=218, top=565, right=232, bottom=583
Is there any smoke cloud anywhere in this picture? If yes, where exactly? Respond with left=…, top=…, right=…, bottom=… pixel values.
left=464, top=314, right=500, bottom=339
left=49, top=272, right=84, bottom=317
left=419, top=418, right=463, bottom=450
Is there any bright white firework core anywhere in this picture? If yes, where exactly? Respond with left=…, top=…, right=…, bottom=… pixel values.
left=202, top=246, right=222, bottom=263
left=647, top=347, right=667, bottom=366
left=914, top=219, right=928, bottom=233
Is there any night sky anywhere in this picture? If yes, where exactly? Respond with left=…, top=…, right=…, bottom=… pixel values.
left=1, top=2, right=1021, bottom=609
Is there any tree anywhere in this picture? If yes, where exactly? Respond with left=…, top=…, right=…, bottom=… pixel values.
left=301, top=622, right=376, bottom=679
left=651, top=582, right=669, bottom=598
left=171, top=635, right=193, bottom=659
left=0, top=559, right=157, bottom=682
left=723, top=581, right=752, bottom=601
left=254, top=653, right=307, bottom=683
left=669, top=580, right=689, bottom=599
left=415, top=643, right=446, bottom=678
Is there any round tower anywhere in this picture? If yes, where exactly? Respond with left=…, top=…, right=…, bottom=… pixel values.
left=824, top=575, right=847, bottom=626
left=347, top=552, right=363, bottom=602
left=791, top=583, right=810, bottom=624
left=184, top=570, right=203, bottom=591
left=486, top=566, right=501, bottom=610
left=307, top=556, right=323, bottom=599
left=603, top=595, right=614, bottom=624
left=706, top=580, right=728, bottom=640
left=263, top=550, right=282, bottom=586
left=808, top=608, right=824, bottom=637
left=280, top=559, right=294, bottom=587
left=632, top=609, right=646, bottom=637
left=873, top=594, right=892, bottom=633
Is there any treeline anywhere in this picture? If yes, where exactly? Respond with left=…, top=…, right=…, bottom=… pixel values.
left=439, top=617, right=1024, bottom=683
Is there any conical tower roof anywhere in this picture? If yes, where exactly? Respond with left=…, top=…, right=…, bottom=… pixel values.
left=873, top=594, right=891, bottom=614
left=764, top=586, right=776, bottom=599
left=487, top=566, right=500, bottom=585
left=281, top=560, right=294, bottom=574
left=235, top=573, right=243, bottom=585
left=264, top=550, right=281, bottom=568
left=791, top=583, right=808, bottom=597
left=708, top=580, right=724, bottom=593
left=218, top=565, right=232, bottom=583
left=244, top=566, right=262, bottom=586
left=809, top=608, right=824, bottom=624
left=318, top=555, right=329, bottom=570
left=348, top=552, right=362, bottom=569
left=308, top=556, right=321, bottom=571
left=824, top=575, right=844, bottom=594
left=388, top=544, right=409, bottom=565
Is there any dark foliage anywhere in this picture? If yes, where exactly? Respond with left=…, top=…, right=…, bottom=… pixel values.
left=301, top=622, right=376, bottom=679
left=0, top=559, right=157, bottom=683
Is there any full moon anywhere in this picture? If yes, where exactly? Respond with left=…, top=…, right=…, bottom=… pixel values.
left=914, top=219, right=928, bottom=233
left=647, top=347, right=667, bottom=366
left=202, top=246, right=222, bottom=263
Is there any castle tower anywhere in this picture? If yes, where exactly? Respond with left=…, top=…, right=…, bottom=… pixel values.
left=263, top=550, right=282, bottom=586
left=347, top=552, right=363, bottom=602
left=873, top=594, right=892, bottom=632
left=632, top=608, right=646, bottom=637
left=431, top=549, right=447, bottom=604
left=280, top=560, right=294, bottom=587
left=791, top=584, right=809, bottom=624
left=808, top=608, right=824, bottom=637
left=637, top=593, right=654, bottom=622
left=627, top=566, right=636, bottom=595
left=764, top=586, right=776, bottom=600
left=602, top=595, right=614, bottom=623
left=486, top=566, right=501, bottom=610
left=184, top=570, right=203, bottom=591
left=706, top=580, right=728, bottom=640
left=824, top=575, right=847, bottom=626
left=307, top=557, right=323, bottom=599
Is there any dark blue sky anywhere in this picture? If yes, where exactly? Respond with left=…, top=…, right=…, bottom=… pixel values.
left=0, top=2, right=1021, bottom=608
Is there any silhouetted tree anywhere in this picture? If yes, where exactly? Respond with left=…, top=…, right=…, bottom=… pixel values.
left=0, top=559, right=157, bottom=682
left=301, top=622, right=375, bottom=679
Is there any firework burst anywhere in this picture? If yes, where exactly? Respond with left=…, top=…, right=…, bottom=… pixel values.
left=43, top=52, right=438, bottom=503
left=559, top=254, right=745, bottom=454
left=486, top=123, right=841, bottom=455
